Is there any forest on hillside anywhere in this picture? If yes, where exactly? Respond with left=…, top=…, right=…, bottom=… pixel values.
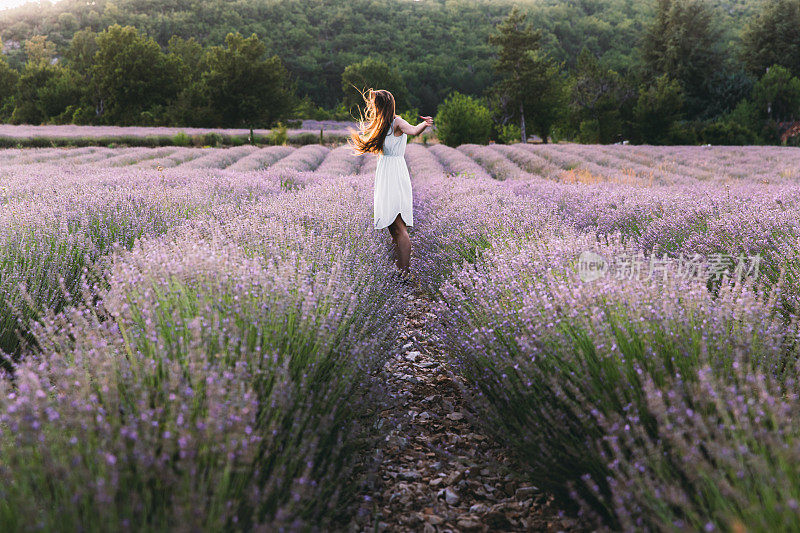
left=1, top=0, right=799, bottom=146
left=0, top=0, right=759, bottom=110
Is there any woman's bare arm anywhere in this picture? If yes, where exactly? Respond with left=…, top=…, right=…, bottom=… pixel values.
left=394, top=115, right=434, bottom=136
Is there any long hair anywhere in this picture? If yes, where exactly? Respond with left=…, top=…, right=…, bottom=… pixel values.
left=349, top=89, right=396, bottom=155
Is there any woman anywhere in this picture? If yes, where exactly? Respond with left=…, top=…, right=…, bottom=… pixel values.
left=349, top=89, right=433, bottom=272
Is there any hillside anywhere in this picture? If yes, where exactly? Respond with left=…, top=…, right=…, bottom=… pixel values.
left=0, top=0, right=762, bottom=111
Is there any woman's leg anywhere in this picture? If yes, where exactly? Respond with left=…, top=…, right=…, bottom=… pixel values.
left=387, top=214, right=411, bottom=272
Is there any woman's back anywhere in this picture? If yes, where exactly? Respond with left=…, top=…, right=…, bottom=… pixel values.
left=382, top=117, right=407, bottom=158
left=374, top=116, right=412, bottom=230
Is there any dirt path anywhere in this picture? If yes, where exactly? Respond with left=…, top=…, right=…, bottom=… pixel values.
left=352, top=286, right=572, bottom=532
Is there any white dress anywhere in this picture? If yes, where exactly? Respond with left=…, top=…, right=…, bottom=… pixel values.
left=374, top=116, right=413, bottom=230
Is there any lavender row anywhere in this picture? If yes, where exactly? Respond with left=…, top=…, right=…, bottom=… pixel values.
left=427, top=143, right=491, bottom=179
left=442, top=144, right=800, bottom=312
left=0, top=164, right=403, bottom=528
left=407, top=149, right=800, bottom=529
left=176, top=144, right=260, bottom=169
left=457, top=144, right=534, bottom=181
left=313, top=146, right=365, bottom=176
left=405, top=145, right=550, bottom=290
left=227, top=145, right=294, bottom=171
left=0, top=161, right=325, bottom=358
left=269, top=144, right=330, bottom=173
left=431, top=231, right=800, bottom=530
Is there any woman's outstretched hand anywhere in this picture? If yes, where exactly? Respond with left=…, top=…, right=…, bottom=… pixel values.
left=397, top=115, right=434, bottom=136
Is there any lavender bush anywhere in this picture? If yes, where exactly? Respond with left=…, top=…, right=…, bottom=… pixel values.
left=428, top=143, right=491, bottom=180
left=432, top=233, right=800, bottom=528
left=227, top=146, right=294, bottom=172
left=457, top=144, right=532, bottom=181
left=314, top=146, right=364, bottom=176
left=0, top=152, right=404, bottom=529
left=410, top=144, right=800, bottom=530
left=176, top=145, right=260, bottom=169
left=269, top=144, right=330, bottom=173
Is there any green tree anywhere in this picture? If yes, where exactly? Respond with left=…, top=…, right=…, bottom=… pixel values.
left=165, top=36, right=206, bottom=126
left=37, top=68, right=84, bottom=124
left=11, top=62, right=81, bottom=125
left=10, top=35, right=81, bottom=124
left=752, top=65, right=800, bottom=123
left=63, top=30, right=99, bottom=124
left=702, top=69, right=755, bottom=118
left=434, top=92, right=492, bottom=147
left=168, top=35, right=204, bottom=83
left=91, top=25, right=181, bottom=124
left=524, top=56, right=568, bottom=143
left=11, top=66, right=52, bottom=124
left=571, top=47, right=633, bottom=143
left=490, top=7, right=566, bottom=143
left=64, top=29, right=99, bottom=78
left=726, top=99, right=762, bottom=137
left=200, top=32, right=294, bottom=135
left=642, top=0, right=723, bottom=116
left=634, top=75, right=684, bottom=144
left=0, top=57, right=19, bottom=119
left=742, top=0, right=800, bottom=78
left=56, top=12, right=79, bottom=33
left=341, top=57, right=408, bottom=113
left=22, top=35, right=57, bottom=68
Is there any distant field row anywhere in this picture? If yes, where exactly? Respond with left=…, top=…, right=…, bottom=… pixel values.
left=2, top=143, right=799, bottom=185
left=0, top=122, right=355, bottom=147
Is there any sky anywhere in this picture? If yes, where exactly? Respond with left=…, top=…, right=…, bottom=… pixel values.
left=0, top=0, right=63, bottom=12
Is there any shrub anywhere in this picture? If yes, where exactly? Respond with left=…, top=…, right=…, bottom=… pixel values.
left=434, top=92, right=492, bottom=147
left=497, top=123, right=522, bottom=144
left=700, top=121, right=758, bottom=145
left=666, top=120, right=699, bottom=145
left=202, top=132, right=224, bottom=147
left=65, top=105, right=96, bottom=125
left=578, top=119, right=600, bottom=144
left=399, top=107, right=420, bottom=126
left=290, top=132, right=319, bottom=146
left=140, top=135, right=165, bottom=147
left=269, top=122, right=289, bottom=145
left=172, top=131, right=191, bottom=146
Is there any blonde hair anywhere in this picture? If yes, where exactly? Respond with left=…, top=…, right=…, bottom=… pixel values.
left=349, top=89, right=396, bottom=154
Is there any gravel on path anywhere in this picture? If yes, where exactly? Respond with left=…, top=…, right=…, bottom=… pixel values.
left=352, top=285, right=574, bottom=532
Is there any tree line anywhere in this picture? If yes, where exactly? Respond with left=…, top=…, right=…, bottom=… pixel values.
left=0, top=0, right=799, bottom=145
left=0, top=26, right=293, bottom=134
left=477, top=0, right=800, bottom=146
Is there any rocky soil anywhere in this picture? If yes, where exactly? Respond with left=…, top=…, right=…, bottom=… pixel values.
left=352, top=286, right=574, bottom=532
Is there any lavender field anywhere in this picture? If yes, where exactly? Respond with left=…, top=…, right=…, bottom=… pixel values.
left=1, top=142, right=800, bottom=530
